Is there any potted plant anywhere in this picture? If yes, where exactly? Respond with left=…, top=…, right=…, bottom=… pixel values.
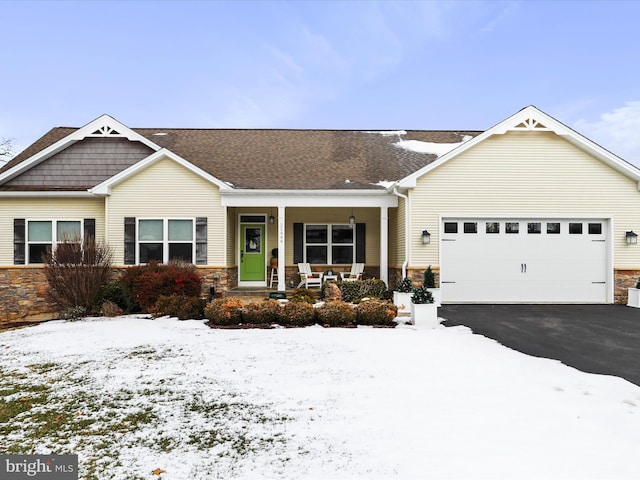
left=423, top=266, right=441, bottom=307
left=393, top=277, right=413, bottom=314
left=410, top=286, right=439, bottom=328
left=628, top=278, right=640, bottom=308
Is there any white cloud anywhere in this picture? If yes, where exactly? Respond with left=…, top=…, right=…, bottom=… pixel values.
left=574, top=102, right=640, bottom=166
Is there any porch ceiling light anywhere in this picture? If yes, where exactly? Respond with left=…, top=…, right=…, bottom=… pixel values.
left=422, top=229, right=431, bottom=245
left=626, top=231, right=638, bottom=245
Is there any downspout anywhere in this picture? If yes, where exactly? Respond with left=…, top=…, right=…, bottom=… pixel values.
left=392, top=186, right=409, bottom=279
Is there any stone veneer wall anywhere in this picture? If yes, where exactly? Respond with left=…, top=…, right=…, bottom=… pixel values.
left=388, top=267, right=439, bottom=291
left=614, top=269, right=640, bottom=305
left=0, top=267, right=57, bottom=323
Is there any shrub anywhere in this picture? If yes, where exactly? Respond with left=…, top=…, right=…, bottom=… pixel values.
left=316, top=301, right=356, bottom=327
left=155, top=294, right=206, bottom=320
left=43, top=237, right=113, bottom=314
left=356, top=300, right=397, bottom=326
left=279, top=301, right=316, bottom=327
left=120, top=260, right=203, bottom=312
left=424, top=266, right=436, bottom=288
left=396, top=278, right=413, bottom=293
left=204, top=297, right=244, bottom=326
left=338, top=279, right=388, bottom=303
left=100, top=300, right=123, bottom=317
left=290, top=288, right=318, bottom=304
left=60, top=305, right=87, bottom=321
left=94, top=280, right=131, bottom=313
left=243, top=300, right=281, bottom=324
left=411, top=286, right=434, bottom=304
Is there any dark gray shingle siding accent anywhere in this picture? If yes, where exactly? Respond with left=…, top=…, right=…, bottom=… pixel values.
left=5, top=138, right=154, bottom=188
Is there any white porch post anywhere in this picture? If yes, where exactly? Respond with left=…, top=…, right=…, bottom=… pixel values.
left=277, top=206, right=286, bottom=291
left=380, top=206, right=389, bottom=286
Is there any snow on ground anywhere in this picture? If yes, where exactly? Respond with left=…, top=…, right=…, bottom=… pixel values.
left=1, top=316, right=640, bottom=479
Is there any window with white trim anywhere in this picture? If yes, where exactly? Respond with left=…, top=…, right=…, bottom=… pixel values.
left=138, top=218, right=195, bottom=263
left=305, top=224, right=354, bottom=264
left=26, top=219, right=82, bottom=264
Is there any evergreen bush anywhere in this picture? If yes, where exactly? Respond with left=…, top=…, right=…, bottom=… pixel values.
left=411, top=286, right=434, bottom=304
left=154, top=294, right=206, bottom=320
left=204, top=297, right=244, bottom=326
left=316, top=301, right=356, bottom=327
left=279, top=301, right=316, bottom=326
left=396, top=278, right=413, bottom=293
left=243, top=300, right=281, bottom=324
left=356, top=299, right=397, bottom=326
left=424, top=266, right=436, bottom=288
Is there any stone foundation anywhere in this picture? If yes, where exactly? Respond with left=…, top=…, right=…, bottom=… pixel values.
left=388, top=267, right=440, bottom=291
left=614, top=269, right=640, bottom=305
left=0, top=267, right=57, bottom=324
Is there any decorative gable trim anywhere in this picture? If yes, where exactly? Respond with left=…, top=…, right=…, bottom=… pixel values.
left=397, top=105, right=640, bottom=189
left=0, top=114, right=162, bottom=186
left=89, top=148, right=231, bottom=195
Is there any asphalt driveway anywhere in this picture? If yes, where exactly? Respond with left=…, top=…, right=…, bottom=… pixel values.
left=439, top=304, right=640, bottom=386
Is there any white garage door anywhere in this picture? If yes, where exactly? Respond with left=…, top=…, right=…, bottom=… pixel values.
left=440, top=218, right=609, bottom=303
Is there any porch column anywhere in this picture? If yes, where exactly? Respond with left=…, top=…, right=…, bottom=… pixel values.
left=380, top=206, right=389, bottom=285
left=277, top=206, right=286, bottom=291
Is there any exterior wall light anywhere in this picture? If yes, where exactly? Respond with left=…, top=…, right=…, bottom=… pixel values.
left=268, top=209, right=275, bottom=224
left=626, top=231, right=638, bottom=245
left=422, top=229, right=431, bottom=245
left=349, top=209, right=356, bottom=226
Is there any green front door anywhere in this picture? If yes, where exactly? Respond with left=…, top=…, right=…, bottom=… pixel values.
left=240, top=224, right=265, bottom=282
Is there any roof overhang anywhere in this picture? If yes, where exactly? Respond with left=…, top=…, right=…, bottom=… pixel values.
left=0, top=191, right=98, bottom=198
left=90, top=148, right=231, bottom=195
left=221, top=189, right=398, bottom=207
left=397, top=105, right=640, bottom=189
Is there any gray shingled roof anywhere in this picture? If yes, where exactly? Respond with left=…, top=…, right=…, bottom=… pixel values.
left=1, top=126, right=482, bottom=191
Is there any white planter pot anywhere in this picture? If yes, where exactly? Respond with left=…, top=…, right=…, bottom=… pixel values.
left=411, top=302, right=440, bottom=329
left=628, top=288, right=640, bottom=308
left=393, top=291, right=412, bottom=313
left=426, top=288, right=441, bottom=307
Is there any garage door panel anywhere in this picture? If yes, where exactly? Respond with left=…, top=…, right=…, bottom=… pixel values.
left=441, top=218, right=608, bottom=303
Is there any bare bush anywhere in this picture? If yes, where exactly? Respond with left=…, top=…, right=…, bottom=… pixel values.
left=43, top=237, right=113, bottom=314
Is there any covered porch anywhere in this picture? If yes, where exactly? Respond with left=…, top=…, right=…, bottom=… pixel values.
left=221, top=190, right=398, bottom=291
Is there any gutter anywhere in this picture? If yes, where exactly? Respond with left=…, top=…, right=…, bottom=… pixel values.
left=392, top=186, right=409, bottom=279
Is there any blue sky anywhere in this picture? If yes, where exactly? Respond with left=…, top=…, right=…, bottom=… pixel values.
left=2, top=0, right=640, bottom=165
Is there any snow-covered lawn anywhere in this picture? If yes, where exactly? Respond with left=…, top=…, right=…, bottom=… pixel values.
left=1, top=316, right=639, bottom=480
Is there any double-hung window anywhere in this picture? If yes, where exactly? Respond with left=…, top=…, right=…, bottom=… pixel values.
left=305, top=224, right=354, bottom=264
left=26, top=220, right=82, bottom=264
left=138, top=218, right=194, bottom=264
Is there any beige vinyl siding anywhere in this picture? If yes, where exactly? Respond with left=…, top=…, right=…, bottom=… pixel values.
left=389, top=197, right=405, bottom=267
left=0, top=197, right=104, bottom=265
left=284, top=207, right=380, bottom=265
left=107, top=157, right=225, bottom=265
left=410, top=130, right=640, bottom=268
left=226, top=207, right=236, bottom=266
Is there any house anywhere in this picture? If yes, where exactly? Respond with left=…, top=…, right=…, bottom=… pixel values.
left=2, top=106, right=640, bottom=321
